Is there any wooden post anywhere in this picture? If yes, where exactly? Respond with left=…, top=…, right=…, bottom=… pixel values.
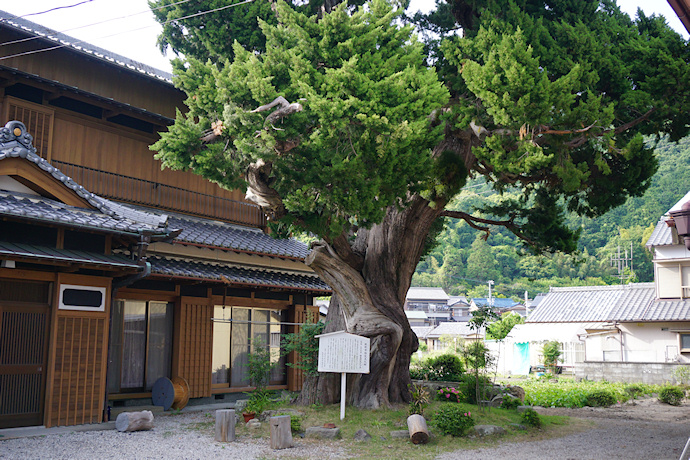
left=215, top=409, right=236, bottom=442
left=115, top=411, right=154, bottom=432
left=406, top=414, right=429, bottom=444
left=269, top=415, right=293, bottom=449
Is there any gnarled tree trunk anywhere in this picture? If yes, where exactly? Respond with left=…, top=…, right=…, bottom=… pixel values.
left=299, top=195, right=446, bottom=408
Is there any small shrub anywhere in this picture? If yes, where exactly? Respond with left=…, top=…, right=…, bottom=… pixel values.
left=659, top=386, right=685, bottom=406
left=584, top=389, right=616, bottom=407
left=408, top=383, right=431, bottom=416
left=427, top=354, right=465, bottom=381
left=673, top=366, right=690, bottom=385
left=520, top=408, right=541, bottom=428
left=624, top=384, right=644, bottom=399
left=290, top=415, right=302, bottom=433
left=459, top=374, right=492, bottom=404
left=434, top=404, right=475, bottom=437
left=436, top=386, right=463, bottom=403
left=501, top=396, right=521, bottom=410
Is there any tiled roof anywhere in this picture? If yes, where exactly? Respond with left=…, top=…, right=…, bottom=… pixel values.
left=405, top=311, right=428, bottom=320
left=0, top=241, right=140, bottom=270
left=528, top=283, right=657, bottom=323
left=0, top=190, right=169, bottom=236
left=148, top=256, right=330, bottom=293
left=411, top=326, right=434, bottom=339
left=167, top=213, right=310, bottom=259
left=646, top=219, right=673, bottom=248
left=448, top=296, right=469, bottom=307
left=406, top=287, right=450, bottom=301
left=427, top=321, right=484, bottom=338
left=645, top=300, right=690, bottom=321
left=0, top=121, right=172, bottom=236
left=0, top=12, right=173, bottom=84
left=646, top=191, right=690, bottom=248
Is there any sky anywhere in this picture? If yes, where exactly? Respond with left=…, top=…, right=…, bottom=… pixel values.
left=0, top=0, right=688, bottom=74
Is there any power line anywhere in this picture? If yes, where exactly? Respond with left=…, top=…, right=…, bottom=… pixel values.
left=0, top=0, right=256, bottom=63
left=14, top=0, right=97, bottom=19
left=0, top=0, right=193, bottom=49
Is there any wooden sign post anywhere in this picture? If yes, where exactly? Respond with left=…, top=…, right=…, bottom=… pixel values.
left=316, top=330, right=370, bottom=420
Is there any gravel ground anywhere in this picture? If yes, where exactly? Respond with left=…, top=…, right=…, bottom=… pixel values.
left=2, top=399, right=689, bottom=459
left=0, top=412, right=349, bottom=460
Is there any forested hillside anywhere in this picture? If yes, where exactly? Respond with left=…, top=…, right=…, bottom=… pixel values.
left=414, top=136, right=690, bottom=299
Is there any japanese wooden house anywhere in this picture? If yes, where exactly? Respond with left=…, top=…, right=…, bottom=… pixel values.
left=0, top=13, right=328, bottom=429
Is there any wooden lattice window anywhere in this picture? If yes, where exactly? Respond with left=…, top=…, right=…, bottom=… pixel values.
left=2, top=97, right=54, bottom=160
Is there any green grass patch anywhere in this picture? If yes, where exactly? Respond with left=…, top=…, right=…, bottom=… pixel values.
left=517, top=378, right=660, bottom=408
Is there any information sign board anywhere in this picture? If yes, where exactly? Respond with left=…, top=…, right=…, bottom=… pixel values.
left=316, top=331, right=370, bottom=374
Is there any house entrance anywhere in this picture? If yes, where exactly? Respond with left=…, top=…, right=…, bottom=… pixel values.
left=0, top=280, right=51, bottom=428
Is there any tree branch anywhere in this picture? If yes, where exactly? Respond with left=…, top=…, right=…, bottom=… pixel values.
left=440, top=209, right=537, bottom=247
left=252, top=96, right=303, bottom=125
left=244, top=159, right=286, bottom=220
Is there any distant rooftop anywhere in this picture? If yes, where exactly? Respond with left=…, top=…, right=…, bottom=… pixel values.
left=0, top=11, right=173, bottom=84
left=406, top=287, right=449, bottom=301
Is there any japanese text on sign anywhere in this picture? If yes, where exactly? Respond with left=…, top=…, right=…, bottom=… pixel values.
left=317, top=331, right=370, bottom=374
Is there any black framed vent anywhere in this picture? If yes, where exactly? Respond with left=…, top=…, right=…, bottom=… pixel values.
left=58, top=284, right=106, bottom=311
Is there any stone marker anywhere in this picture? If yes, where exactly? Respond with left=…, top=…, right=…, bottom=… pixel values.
left=269, top=415, right=293, bottom=450
left=305, top=426, right=341, bottom=439
left=353, top=429, right=372, bottom=441
left=473, top=425, right=507, bottom=437
left=215, top=409, right=236, bottom=442
left=115, top=410, right=154, bottom=432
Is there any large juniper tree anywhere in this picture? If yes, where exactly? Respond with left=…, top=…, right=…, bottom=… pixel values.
left=151, top=0, right=690, bottom=408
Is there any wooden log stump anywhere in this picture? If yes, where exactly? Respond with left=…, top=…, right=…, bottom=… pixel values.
left=215, top=409, right=236, bottom=442
left=269, top=415, right=293, bottom=449
left=407, top=414, right=429, bottom=444
left=116, top=410, right=154, bottom=432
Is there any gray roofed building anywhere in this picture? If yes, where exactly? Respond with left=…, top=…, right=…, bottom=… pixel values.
left=406, top=287, right=450, bottom=302
left=427, top=321, right=484, bottom=339
left=148, top=256, right=330, bottom=293
left=646, top=190, right=690, bottom=248
left=528, top=283, right=658, bottom=323
left=0, top=12, right=173, bottom=84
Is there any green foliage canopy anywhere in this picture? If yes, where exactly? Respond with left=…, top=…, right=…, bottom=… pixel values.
left=152, top=0, right=690, bottom=253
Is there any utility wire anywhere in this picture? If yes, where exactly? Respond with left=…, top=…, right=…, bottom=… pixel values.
left=0, top=0, right=192, bottom=48
left=0, top=0, right=256, bottom=62
left=14, top=0, right=97, bottom=19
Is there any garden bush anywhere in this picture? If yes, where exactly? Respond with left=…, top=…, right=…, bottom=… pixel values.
left=520, top=408, right=541, bottom=428
left=410, top=354, right=464, bottom=382
left=659, top=386, right=685, bottom=406
left=624, top=384, right=644, bottom=399
left=521, top=379, right=650, bottom=408
left=437, top=386, right=463, bottom=403
left=500, top=395, right=521, bottom=410
left=434, top=404, right=475, bottom=437
left=584, top=389, right=616, bottom=407
left=460, top=374, right=492, bottom=404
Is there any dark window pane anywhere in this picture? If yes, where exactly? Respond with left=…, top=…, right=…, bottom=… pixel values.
left=62, top=288, right=102, bottom=308
left=231, top=308, right=250, bottom=387
left=145, top=302, right=173, bottom=390
left=682, top=334, right=690, bottom=350
left=121, top=301, right=146, bottom=389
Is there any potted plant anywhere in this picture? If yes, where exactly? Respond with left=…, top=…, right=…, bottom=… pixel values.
left=242, top=337, right=277, bottom=422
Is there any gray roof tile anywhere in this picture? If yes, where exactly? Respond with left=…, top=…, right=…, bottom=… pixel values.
left=646, top=219, right=673, bottom=248
left=0, top=241, right=140, bottom=269
left=526, top=283, right=683, bottom=323
left=148, top=256, right=330, bottom=293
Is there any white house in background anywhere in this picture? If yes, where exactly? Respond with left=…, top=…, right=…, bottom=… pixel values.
left=425, top=321, right=484, bottom=351
left=405, top=287, right=451, bottom=325
left=491, top=192, right=690, bottom=383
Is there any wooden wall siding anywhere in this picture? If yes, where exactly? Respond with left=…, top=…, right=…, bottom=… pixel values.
left=2, top=98, right=54, bottom=160
left=0, top=31, right=185, bottom=119
left=55, top=161, right=266, bottom=227
left=2, top=98, right=265, bottom=226
left=48, top=316, right=106, bottom=427
left=173, top=298, right=213, bottom=398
